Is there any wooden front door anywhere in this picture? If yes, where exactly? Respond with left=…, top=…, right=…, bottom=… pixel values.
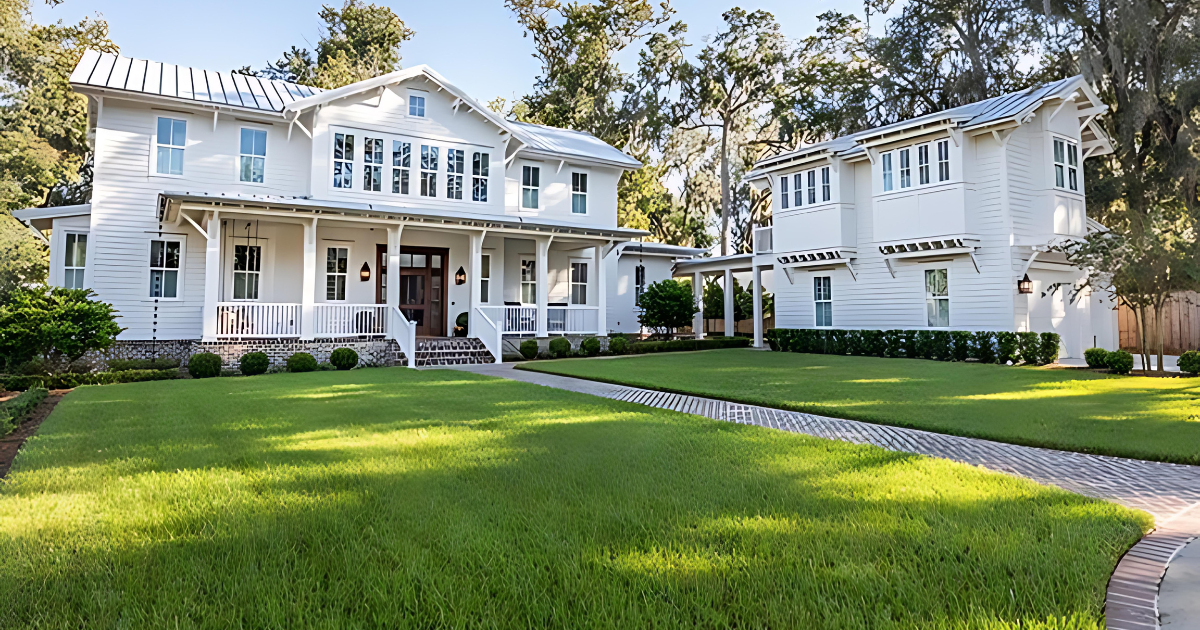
left=397, top=246, right=448, bottom=337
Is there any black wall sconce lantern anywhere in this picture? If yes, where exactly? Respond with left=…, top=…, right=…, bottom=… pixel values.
left=455, top=266, right=467, bottom=285
left=1017, top=274, right=1032, bottom=294
left=360, top=262, right=371, bottom=282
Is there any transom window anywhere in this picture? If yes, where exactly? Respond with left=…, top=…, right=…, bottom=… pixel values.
left=446, top=149, right=465, bottom=200
left=925, top=269, right=949, bottom=327
left=480, top=254, right=491, bottom=303
left=1053, top=137, right=1079, bottom=191
left=570, top=262, right=588, bottom=304
left=326, top=247, right=348, bottom=301
left=363, top=137, right=383, bottom=191
left=814, top=276, right=832, bottom=327
left=333, top=133, right=354, bottom=189
left=155, top=117, right=186, bottom=175
left=521, top=258, right=537, bottom=303
left=232, top=244, right=261, bottom=300
left=572, top=173, right=588, bottom=214
left=149, top=239, right=181, bottom=298
left=409, top=93, right=426, bottom=117
left=420, top=145, right=439, bottom=197
left=392, top=141, right=410, bottom=194
left=522, top=165, right=540, bottom=209
left=472, top=152, right=489, bottom=202
left=63, top=233, right=86, bottom=289
left=239, top=128, right=266, bottom=183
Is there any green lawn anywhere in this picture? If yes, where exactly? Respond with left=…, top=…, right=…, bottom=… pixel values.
left=519, top=349, right=1200, bottom=464
left=0, top=369, right=1148, bottom=629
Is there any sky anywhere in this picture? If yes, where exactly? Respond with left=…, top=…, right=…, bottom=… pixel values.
left=31, top=0, right=888, bottom=104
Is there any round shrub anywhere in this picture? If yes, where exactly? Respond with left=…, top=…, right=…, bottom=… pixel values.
left=1178, top=350, right=1200, bottom=375
left=239, top=352, right=269, bottom=376
left=187, top=352, right=222, bottom=379
left=548, top=337, right=572, bottom=359
left=1106, top=350, right=1134, bottom=375
left=608, top=336, right=629, bottom=355
left=1083, top=347, right=1109, bottom=369
left=329, top=347, right=359, bottom=371
left=519, top=339, right=539, bottom=360
left=286, top=352, right=318, bottom=373
left=580, top=337, right=601, bottom=357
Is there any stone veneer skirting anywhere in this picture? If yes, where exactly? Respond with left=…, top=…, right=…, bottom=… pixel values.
left=85, top=338, right=405, bottom=370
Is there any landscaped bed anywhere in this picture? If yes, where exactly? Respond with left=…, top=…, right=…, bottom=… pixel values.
left=0, top=368, right=1147, bottom=628
left=519, top=349, right=1200, bottom=464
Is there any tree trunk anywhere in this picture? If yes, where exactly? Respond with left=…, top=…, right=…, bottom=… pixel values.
left=1155, top=297, right=1167, bottom=373
left=1136, top=304, right=1150, bottom=374
left=719, top=116, right=730, bottom=257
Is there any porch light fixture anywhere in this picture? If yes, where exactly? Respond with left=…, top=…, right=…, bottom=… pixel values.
left=455, top=266, right=467, bottom=285
left=1017, top=274, right=1032, bottom=294
left=360, top=262, right=371, bottom=282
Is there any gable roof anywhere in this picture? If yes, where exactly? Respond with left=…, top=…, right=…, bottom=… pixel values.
left=507, top=121, right=642, bottom=169
left=70, top=50, right=321, bottom=113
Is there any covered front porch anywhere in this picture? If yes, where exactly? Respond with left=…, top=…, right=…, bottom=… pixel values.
left=162, top=193, right=636, bottom=365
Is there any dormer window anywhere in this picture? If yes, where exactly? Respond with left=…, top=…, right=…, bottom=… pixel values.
left=409, top=92, right=426, bottom=117
left=1053, top=137, right=1079, bottom=191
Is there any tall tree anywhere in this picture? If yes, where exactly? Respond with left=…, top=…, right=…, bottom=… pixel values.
left=251, top=0, right=414, bottom=90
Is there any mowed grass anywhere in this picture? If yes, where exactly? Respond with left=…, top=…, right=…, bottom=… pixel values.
left=0, top=369, right=1149, bottom=629
left=519, top=349, right=1200, bottom=464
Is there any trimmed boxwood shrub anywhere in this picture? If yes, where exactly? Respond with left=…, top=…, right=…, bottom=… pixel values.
left=767, top=328, right=1062, bottom=368
left=1, top=387, right=48, bottom=435
left=580, top=337, right=601, bottom=357
left=1016, top=332, right=1040, bottom=365
left=1038, top=332, right=1061, bottom=366
left=4, top=369, right=179, bottom=391
left=608, top=336, right=630, bottom=355
left=995, top=332, right=1019, bottom=364
left=329, top=347, right=359, bottom=370
left=187, top=352, right=222, bottom=378
left=630, top=336, right=750, bottom=354
left=1106, top=350, right=1134, bottom=375
left=286, top=352, right=318, bottom=373
left=107, top=357, right=180, bottom=371
left=1177, top=350, right=1200, bottom=375
left=548, top=337, right=572, bottom=359
left=519, top=339, right=539, bottom=360
left=1083, top=347, right=1109, bottom=369
left=239, top=352, right=270, bottom=376
left=973, top=331, right=996, bottom=364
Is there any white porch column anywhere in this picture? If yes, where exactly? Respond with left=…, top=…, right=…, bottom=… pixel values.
left=535, top=236, right=550, bottom=337
left=468, top=231, right=483, bottom=334
left=300, top=217, right=318, bottom=340
left=693, top=271, right=705, bottom=339
left=386, top=226, right=401, bottom=307
left=723, top=268, right=735, bottom=337
left=594, top=243, right=607, bottom=335
left=200, top=210, right=221, bottom=342
left=752, top=265, right=764, bottom=348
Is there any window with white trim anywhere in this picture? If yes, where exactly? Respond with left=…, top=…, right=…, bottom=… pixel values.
left=239, top=128, right=266, bottom=183
left=420, top=145, right=438, bottom=197
left=792, top=173, right=802, bottom=207
left=1053, top=137, right=1079, bottom=191
left=409, top=93, right=426, bottom=117
left=155, top=117, right=186, bottom=175
left=572, top=173, right=588, bottom=214
left=814, top=276, right=832, bottom=327
left=882, top=153, right=893, bottom=191
left=363, top=137, right=383, bottom=191
left=63, top=233, right=86, bottom=289
left=392, top=141, right=410, bottom=194
left=899, top=148, right=912, bottom=188
left=821, top=167, right=831, bottom=202
left=149, top=239, right=181, bottom=298
left=937, top=140, right=950, bottom=182
left=480, top=254, right=491, bottom=303
left=333, top=133, right=354, bottom=189
left=446, top=149, right=464, bottom=199
left=807, top=169, right=816, bottom=205
left=780, top=175, right=789, bottom=209
left=326, top=247, right=348, bottom=301
left=635, top=264, right=646, bottom=303
left=232, top=244, right=261, bottom=300
left=522, top=165, right=540, bottom=209
left=925, top=268, right=949, bottom=327
left=570, top=262, right=588, bottom=304
left=917, top=144, right=930, bottom=185
left=521, top=258, right=536, bottom=303
left=472, top=152, right=489, bottom=202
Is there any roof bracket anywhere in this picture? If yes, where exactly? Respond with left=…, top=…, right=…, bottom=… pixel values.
left=968, top=250, right=981, bottom=273
left=884, top=258, right=896, bottom=278
left=949, top=128, right=962, bottom=147
left=782, top=267, right=795, bottom=285
left=212, top=109, right=219, bottom=132
left=1048, top=94, right=1077, bottom=122
left=556, top=160, right=565, bottom=173
left=844, top=260, right=857, bottom=281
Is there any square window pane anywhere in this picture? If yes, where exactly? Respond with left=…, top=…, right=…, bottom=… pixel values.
left=158, top=117, right=172, bottom=145
left=171, top=119, right=186, bottom=146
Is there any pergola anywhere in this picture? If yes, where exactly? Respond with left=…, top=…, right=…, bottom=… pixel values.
left=673, top=253, right=772, bottom=348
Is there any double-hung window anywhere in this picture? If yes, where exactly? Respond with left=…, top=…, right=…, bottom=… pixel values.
left=63, top=233, right=87, bottom=289
left=821, top=167, right=831, bottom=202
left=521, top=165, right=540, bottom=209
left=780, top=175, right=789, bottom=209
left=792, top=173, right=803, bottom=207
left=232, top=244, right=261, bottom=300
left=333, top=133, right=354, bottom=189
left=521, top=258, right=536, bottom=303
left=409, top=93, right=426, bottom=117
left=814, top=277, right=832, bottom=327
left=925, top=269, right=949, bottom=327
left=363, top=137, right=383, bottom=191
left=446, top=149, right=464, bottom=199
left=899, top=148, right=912, bottom=188
left=149, top=239, right=180, bottom=298
left=392, top=141, right=410, bottom=194
left=807, top=170, right=817, bottom=204
left=570, top=262, right=588, bottom=304
left=326, top=247, right=348, bottom=301
left=937, top=140, right=950, bottom=182
left=155, top=117, right=186, bottom=175
left=480, top=254, right=491, bottom=303
left=635, top=264, right=646, bottom=303
left=917, top=144, right=930, bottom=185
left=882, top=153, right=894, bottom=191
left=1053, top=138, right=1079, bottom=191
left=239, top=128, right=266, bottom=183
left=572, top=173, right=588, bottom=214
left=472, top=152, right=489, bottom=202
left=420, top=145, right=438, bottom=197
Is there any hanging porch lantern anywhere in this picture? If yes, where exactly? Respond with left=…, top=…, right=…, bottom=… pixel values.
left=360, top=262, right=371, bottom=282
left=455, top=266, right=467, bottom=285
left=1017, top=274, right=1032, bottom=294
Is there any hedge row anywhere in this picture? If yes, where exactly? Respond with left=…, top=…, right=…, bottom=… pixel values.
left=2, top=369, right=180, bottom=392
left=1, top=387, right=48, bottom=435
left=630, top=336, right=751, bottom=354
left=766, top=328, right=1061, bottom=366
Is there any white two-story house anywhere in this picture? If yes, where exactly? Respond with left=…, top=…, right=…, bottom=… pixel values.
left=13, top=51, right=649, bottom=366
left=730, top=76, right=1118, bottom=360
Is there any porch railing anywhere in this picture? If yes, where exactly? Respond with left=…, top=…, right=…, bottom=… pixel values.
left=389, top=306, right=416, bottom=368
left=216, top=302, right=301, bottom=338
left=549, top=305, right=599, bottom=334
left=473, top=307, right=503, bottom=364
left=313, top=304, right=388, bottom=337
left=502, top=306, right=538, bottom=333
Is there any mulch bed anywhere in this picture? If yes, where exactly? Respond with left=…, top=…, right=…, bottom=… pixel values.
left=0, top=390, right=70, bottom=480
